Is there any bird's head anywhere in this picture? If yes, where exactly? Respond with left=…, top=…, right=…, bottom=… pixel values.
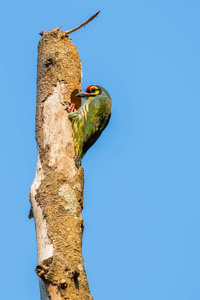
left=76, top=85, right=102, bottom=98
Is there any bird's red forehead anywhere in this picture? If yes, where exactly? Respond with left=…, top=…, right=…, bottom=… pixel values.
left=86, top=85, right=96, bottom=91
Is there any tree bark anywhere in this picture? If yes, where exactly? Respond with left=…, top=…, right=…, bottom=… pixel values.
left=30, top=27, right=93, bottom=300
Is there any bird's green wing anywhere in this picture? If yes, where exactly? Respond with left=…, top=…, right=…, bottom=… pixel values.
left=82, top=97, right=111, bottom=155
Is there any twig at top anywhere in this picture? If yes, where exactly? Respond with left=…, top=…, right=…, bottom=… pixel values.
left=65, top=10, right=101, bottom=35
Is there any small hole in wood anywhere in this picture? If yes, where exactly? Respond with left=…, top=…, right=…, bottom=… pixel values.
left=71, top=89, right=82, bottom=110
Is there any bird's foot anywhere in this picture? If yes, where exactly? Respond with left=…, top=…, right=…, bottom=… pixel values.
left=67, top=103, right=75, bottom=112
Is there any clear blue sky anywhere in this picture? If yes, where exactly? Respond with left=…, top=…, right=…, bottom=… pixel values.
left=0, top=0, right=200, bottom=299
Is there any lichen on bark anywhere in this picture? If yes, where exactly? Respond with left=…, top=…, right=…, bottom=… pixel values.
left=30, top=28, right=92, bottom=300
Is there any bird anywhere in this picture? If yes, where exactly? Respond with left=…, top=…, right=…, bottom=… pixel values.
left=68, top=85, right=111, bottom=168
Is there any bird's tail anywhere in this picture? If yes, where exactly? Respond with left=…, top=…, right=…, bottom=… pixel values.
left=76, top=156, right=82, bottom=168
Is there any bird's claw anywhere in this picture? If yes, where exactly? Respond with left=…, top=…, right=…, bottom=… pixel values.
left=67, top=103, right=75, bottom=112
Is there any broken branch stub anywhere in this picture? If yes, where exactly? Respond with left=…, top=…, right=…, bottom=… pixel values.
left=39, top=10, right=101, bottom=37
left=30, top=29, right=93, bottom=300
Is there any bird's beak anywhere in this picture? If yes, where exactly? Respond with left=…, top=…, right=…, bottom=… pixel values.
left=76, top=91, right=90, bottom=98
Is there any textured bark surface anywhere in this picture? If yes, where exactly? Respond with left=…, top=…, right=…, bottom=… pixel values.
left=30, top=28, right=93, bottom=300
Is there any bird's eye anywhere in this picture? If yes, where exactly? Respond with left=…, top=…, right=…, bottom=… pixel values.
left=91, top=88, right=96, bottom=93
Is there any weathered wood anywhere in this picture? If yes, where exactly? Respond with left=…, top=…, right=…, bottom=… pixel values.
left=30, top=28, right=92, bottom=300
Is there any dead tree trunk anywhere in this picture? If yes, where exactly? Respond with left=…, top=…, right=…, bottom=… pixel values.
left=30, top=27, right=93, bottom=300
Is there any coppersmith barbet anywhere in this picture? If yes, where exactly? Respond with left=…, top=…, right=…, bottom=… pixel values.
left=68, top=85, right=111, bottom=167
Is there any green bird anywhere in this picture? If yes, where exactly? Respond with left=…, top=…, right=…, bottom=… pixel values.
left=68, top=85, right=111, bottom=168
